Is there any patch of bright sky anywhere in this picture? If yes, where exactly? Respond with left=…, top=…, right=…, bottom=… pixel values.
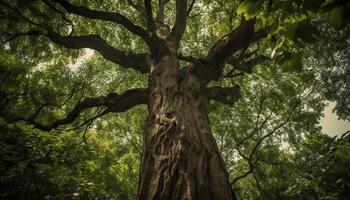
left=320, top=101, right=350, bottom=136
left=34, top=49, right=94, bottom=72
left=69, top=49, right=94, bottom=70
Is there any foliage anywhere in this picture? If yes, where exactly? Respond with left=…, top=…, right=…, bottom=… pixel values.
left=0, top=0, right=349, bottom=199
left=0, top=117, right=141, bottom=199
left=306, top=23, right=350, bottom=121
left=230, top=131, right=350, bottom=200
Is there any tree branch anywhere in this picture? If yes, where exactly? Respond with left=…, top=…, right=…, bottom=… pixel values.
left=52, top=0, right=151, bottom=44
left=178, top=52, right=201, bottom=64
left=144, top=0, right=155, bottom=31
left=230, top=96, right=301, bottom=186
left=1, top=1, right=151, bottom=73
left=42, top=0, right=74, bottom=34
left=155, top=0, right=166, bottom=25
left=46, top=30, right=150, bottom=73
left=13, top=88, right=148, bottom=131
left=1, top=30, right=42, bottom=44
left=127, top=0, right=146, bottom=15
left=206, top=19, right=256, bottom=62
left=249, top=103, right=298, bottom=161
left=187, top=0, right=196, bottom=16
left=226, top=55, right=269, bottom=74
left=205, top=86, right=241, bottom=105
left=169, top=0, right=188, bottom=45
left=194, top=19, right=267, bottom=83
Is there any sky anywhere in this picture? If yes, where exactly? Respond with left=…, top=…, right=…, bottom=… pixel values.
left=320, top=102, right=350, bottom=136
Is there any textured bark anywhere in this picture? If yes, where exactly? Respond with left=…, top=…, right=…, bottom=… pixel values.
left=137, top=41, right=236, bottom=200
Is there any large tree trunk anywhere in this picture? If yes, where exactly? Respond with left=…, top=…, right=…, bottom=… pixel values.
left=137, top=41, right=236, bottom=200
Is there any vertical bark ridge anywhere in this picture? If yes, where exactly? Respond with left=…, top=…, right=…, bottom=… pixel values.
left=138, top=41, right=236, bottom=200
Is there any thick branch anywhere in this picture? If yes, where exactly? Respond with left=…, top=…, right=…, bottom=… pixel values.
left=178, top=53, right=201, bottom=63
left=205, top=86, right=241, bottom=105
left=46, top=31, right=150, bottom=73
left=207, top=19, right=267, bottom=62
left=1, top=30, right=42, bottom=44
left=194, top=19, right=267, bottom=83
left=1, top=2, right=150, bottom=74
left=226, top=55, right=270, bottom=74
left=53, top=0, right=151, bottom=44
left=155, top=0, right=166, bottom=25
left=144, top=0, right=155, bottom=31
left=169, top=0, right=188, bottom=44
left=13, top=88, right=148, bottom=131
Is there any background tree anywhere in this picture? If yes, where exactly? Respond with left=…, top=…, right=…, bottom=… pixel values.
left=0, top=0, right=349, bottom=199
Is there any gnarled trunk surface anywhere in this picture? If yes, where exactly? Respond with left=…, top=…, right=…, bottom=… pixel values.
left=137, top=41, right=236, bottom=200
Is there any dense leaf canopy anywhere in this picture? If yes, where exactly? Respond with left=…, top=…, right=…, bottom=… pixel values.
left=0, top=0, right=349, bottom=199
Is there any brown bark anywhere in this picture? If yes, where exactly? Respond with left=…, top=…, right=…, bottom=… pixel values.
left=137, top=40, right=236, bottom=200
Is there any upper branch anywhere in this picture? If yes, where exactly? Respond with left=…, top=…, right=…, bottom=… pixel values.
left=144, top=0, right=155, bottom=31
left=127, top=0, right=146, bottom=15
left=193, top=19, right=267, bottom=84
left=205, top=86, right=241, bottom=105
left=13, top=88, right=148, bottom=131
left=52, top=0, right=151, bottom=44
left=155, top=0, right=167, bottom=25
left=46, top=30, right=150, bottom=73
left=226, top=55, right=270, bottom=75
left=0, top=1, right=151, bottom=73
left=207, top=19, right=266, bottom=63
left=169, top=0, right=188, bottom=45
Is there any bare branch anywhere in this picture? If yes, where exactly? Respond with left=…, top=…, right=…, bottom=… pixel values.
left=230, top=97, right=299, bottom=185
left=231, top=164, right=254, bottom=185
left=42, top=0, right=74, bottom=34
left=178, top=53, right=201, bottom=64
left=249, top=103, right=298, bottom=161
left=226, top=55, right=270, bottom=74
left=205, top=86, right=241, bottom=105
left=155, top=0, right=165, bottom=25
left=0, top=1, right=44, bottom=28
left=52, top=0, right=151, bottom=44
left=127, top=0, right=146, bottom=15
left=1, top=30, right=41, bottom=44
left=206, top=19, right=256, bottom=62
left=13, top=88, right=148, bottom=131
left=194, top=19, right=268, bottom=83
left=46, top=30, right=150, bottom=73
left=187, top=0, right=196, bottom=16
left=144, top=0, right=155, bottom=31
left=0, top=2, right=151, bottom=73
left=29, top=102, right=53, bottom=121
left=235, top=97, right=268, bottom=148
left=169, top=0, right=188, bottom=45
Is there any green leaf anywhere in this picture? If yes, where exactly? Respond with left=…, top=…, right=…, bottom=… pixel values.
left=302, top=0, right=323, bottom=11
left=329, top=7, right=344, bottom=29
left=295, top=22, right=319, bottom=43
left=237, top=0, right=254, bottom=16
left=285, top=22, right=297, bottom=40
left=0, top=116, right=7, bottom=126
left=255, top=17, right=267, bottom=31
left=278, top=51, right=303, bottom=72
left=291, top=52, right=303, bottom=71
left=236, top=0, right=264, bottom=20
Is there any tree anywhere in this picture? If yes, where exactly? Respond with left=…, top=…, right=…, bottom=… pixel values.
left=0, top=118, right=142, bottom=199
left=0, top=0, right=349, bottom=199
left=306, top=23, right=350, bottom=121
